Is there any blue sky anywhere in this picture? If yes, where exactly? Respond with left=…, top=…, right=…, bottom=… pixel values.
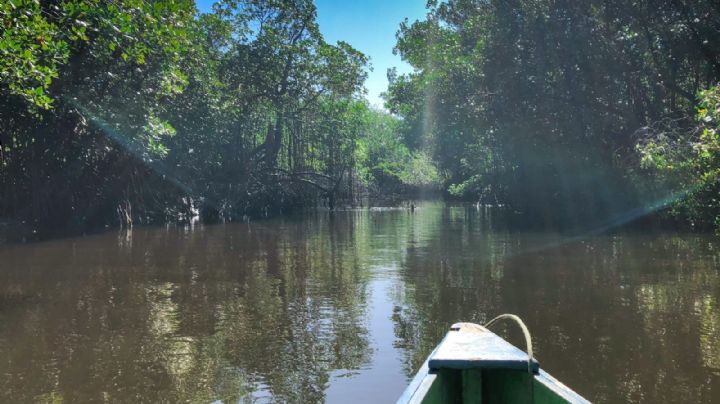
left=195, top=0, right=428, bottom=107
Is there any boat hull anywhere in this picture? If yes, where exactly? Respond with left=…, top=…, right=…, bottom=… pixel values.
left=397, top=323, right=590, bottom=404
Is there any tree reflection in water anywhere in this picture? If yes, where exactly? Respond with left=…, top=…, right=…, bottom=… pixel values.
left=390, top=206, right=720, bottom=403
left=0, top=213, right=373, bottom=403
left=1, top=203, right=719, bottom=403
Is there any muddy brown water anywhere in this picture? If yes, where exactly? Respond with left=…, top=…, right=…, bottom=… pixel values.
left=1, top=202, right=719, bottom=403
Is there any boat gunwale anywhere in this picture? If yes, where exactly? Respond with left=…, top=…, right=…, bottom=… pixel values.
left=396, top=350, right=439, bottom=404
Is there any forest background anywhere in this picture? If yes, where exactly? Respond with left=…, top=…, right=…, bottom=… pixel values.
left=1, top=0, right=719, bottom=235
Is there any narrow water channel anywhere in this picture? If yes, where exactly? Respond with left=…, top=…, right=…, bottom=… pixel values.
left=1, top=202, right=718, bottom=402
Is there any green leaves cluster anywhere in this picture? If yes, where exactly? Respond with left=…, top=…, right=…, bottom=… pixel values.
left=354, top=109, right=441, bottom=190
left=1, top=0, right=68, bottom=108
left=637, top=86, right=720, bottom=229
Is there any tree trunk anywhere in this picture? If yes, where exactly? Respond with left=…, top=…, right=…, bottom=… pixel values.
left=264, top=110, right=284, bottom=168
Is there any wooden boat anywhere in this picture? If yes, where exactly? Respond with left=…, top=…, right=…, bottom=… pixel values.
left=397, top=321, right=590, bottom=403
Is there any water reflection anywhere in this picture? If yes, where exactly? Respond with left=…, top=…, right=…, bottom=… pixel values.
left=0, top=203, right=719, bottom=403
left=0, top=214, right=376, bottom=403
left=391, top=207, right=720, bottom=403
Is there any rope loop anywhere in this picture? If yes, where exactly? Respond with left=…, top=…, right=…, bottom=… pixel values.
left=484, top=313, right=534, bottom=375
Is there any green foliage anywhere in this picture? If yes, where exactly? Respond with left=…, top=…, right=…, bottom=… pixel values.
left=636, top=86, right=720, bottom=230
left=355, top=108, right=441, bottom=191
left=399, top=151, right=442, bottom=188
left=143, top=116, right=176, bottom=157
left=0, top=0, right=419, bottom=231
left=4, top=0, right=720, bottom=231
left=387, top=0, right=720, bottom=228
left=1, top=0, right=67, bottom=109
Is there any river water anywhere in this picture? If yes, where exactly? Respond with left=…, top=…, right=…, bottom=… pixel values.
left=1, top=202, right=719, bottom=403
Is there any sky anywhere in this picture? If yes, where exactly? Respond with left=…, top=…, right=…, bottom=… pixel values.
left=195, top=0, right=428, bottom=107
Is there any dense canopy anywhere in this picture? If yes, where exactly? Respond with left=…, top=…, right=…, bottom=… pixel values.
left=0, top=0, right=436, bottom=234
left=387, top=0, right=720, bottom=230
left=1, top=0, right=719, bottom=234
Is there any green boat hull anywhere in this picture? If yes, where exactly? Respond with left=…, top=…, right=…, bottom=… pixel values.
left=397, top=323, right=590, bottom=404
